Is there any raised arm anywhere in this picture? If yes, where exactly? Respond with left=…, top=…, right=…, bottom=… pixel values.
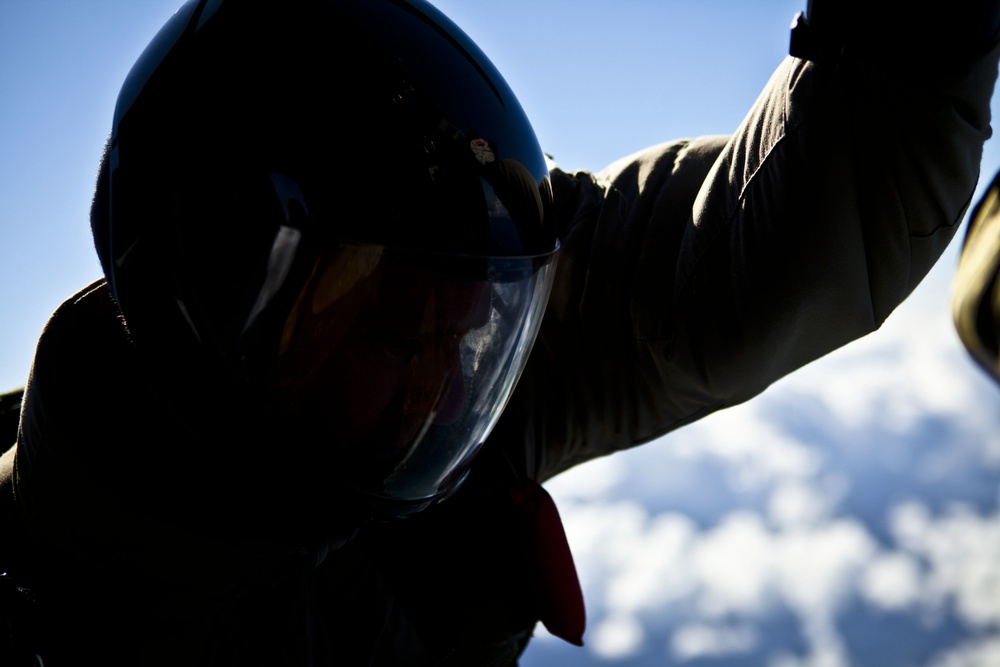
left=489, top=2, right=1000, bottom=481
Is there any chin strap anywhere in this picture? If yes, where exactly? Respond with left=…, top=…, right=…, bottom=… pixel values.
left=508, top=479, right=585, bottom=647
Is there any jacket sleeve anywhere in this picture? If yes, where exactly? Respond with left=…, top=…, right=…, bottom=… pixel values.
left=487, top=25, right=1000, bottom=483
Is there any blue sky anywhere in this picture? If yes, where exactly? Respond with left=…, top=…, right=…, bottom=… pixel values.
left=3, top=2, right=1000, bottom=665
left=0, top=0, right=804, bottom=393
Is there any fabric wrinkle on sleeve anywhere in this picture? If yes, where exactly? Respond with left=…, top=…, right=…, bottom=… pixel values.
left=673, top=47, right=998, bottom=409
left=488, top=42, right=1000, bottom=483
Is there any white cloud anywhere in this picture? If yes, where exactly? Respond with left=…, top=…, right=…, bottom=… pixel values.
left=553, top=499, right=652, bottom=598
left=544, top=452, right=626, bottom=501
left=553, top=499, right=882, bottom=663
left=859, top=551, right=922, bottom=611
left=888, top=499, right=1000, bottom=629
left=528, top=259, right=1000, bottom=666
left=590, top=613, right=645, bottom=660
left=667, top=406, right=823, bottom=490
left=670, top=621, right=758, bottom=661
left=692, top=511, right=775, bottom=617
left=926, top=636, right=1000, bottom=667
left=767, top=478, right=843, bottom=529
left=604, top=511, right=698, bottom=613
left=772, top=519, right=876, bottom=619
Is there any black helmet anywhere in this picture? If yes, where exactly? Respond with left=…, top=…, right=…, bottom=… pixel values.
left=94, top=0, right=559, bottom=524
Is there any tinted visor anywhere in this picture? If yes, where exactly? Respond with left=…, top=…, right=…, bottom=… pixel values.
left=242, top=239, right=557, bottom=515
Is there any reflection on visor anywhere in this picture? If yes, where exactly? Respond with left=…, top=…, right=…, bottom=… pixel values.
left=242, top=241, right=557, bottom=511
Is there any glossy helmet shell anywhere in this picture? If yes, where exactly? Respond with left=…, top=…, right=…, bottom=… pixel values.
left=95, top=0, right=558, bottom=522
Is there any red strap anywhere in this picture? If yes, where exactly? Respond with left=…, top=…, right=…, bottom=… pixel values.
left=509, top=480, right=586, bottom=646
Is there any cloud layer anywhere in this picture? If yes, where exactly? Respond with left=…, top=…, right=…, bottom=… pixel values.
left=522, top=258, right=1000, bottom=666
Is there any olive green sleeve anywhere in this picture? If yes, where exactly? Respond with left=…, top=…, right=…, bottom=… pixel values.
left=490, top=40, right=1000, bottom=483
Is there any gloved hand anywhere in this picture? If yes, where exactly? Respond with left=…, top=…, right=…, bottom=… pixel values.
left=790, top=0, right=1000, bottom=68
